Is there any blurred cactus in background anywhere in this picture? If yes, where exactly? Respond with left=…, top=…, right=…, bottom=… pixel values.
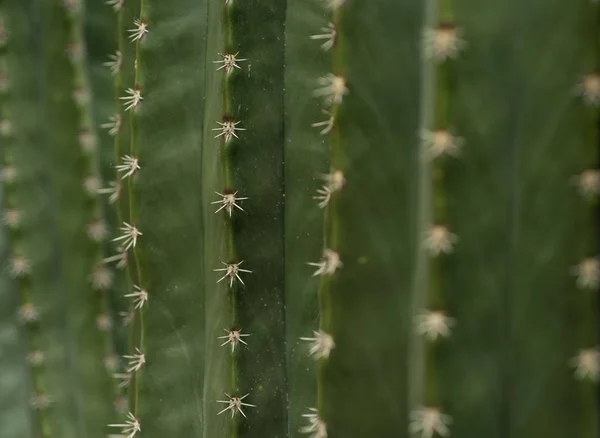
left=0, top=0, right=599, bottom=437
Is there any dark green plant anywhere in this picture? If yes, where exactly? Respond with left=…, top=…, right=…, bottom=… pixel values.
left=1, top=0, right=599, bottom=437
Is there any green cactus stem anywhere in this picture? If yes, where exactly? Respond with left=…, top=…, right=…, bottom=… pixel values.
left=286, top=0, right=425, bottom=436
left=2, top=1, right=78, bottom=436
left=428, top=1, right=600, bottom=438
left=106, top=0, right=208, bottom=436
left=0, top=0, right=598, bottom=437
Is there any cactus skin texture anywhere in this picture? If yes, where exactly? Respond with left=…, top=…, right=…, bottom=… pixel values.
left=0, top=0, right=599, bottom=438
left=0, top=0, right=118, bottom=437
left=433, top=0, right=600, bottom=437
left=0, top=152, right=32, bottom=438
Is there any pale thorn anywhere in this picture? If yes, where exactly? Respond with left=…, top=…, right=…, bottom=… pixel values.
left=104, top=354, right=119, bottom=372
left=97, top=181, right=121, bottom=204
left=86, top=219, right=108, bottom=242
left=3, top=208, right=21, bottom=229
left=577, top=73, right=600, bottom=107
left=79, top=130, right=97, bottom=153
left=0, top=165, right=17, bottom=183
left=314, top=74, right=348, bottom=106
left=0, top=119, right=11, bottom=136
left=101, top=113, right=121, bottom=136
left=310, top=22, right=336, bottom=51
left=108, top=412, right=141, bottom=438
left=323, top=0, right=347, bottom=9
left=415, top=311, right=456, bottom=341
left=18, top=303, right=39, bottom=323
left=105, top=0, right=124, bottom=13
left=214, top=52, right=247, bottom=75
left=120, top=311, right=134, bottom=327
left=120, top=88, right=143, bottom=111
left=73, top=87, right=90, bottom=105
left=573, top=169, right=600, bottom=197
left=96, top=313, right=113, bottom=331
left=313, top=186, right=332, bottom=208
left=216, top=393, right=256, bottom=418
left=83, top=175, right=102, bottom=196
left=409, top=406, right=452, bottom=438
left=125, top=285, right=149, bottom=310
left=115, top=155, right=140, bottom=179
left=218, top=328, right=251, bottom=352
left=27, top=350, right=45, bottom=366
left=10, top=255, right=31, bottom=279
left=211, top=191, right=248, bottom=216
left=307, top=248, right=342, bottom=276
left=299, top=408, right=328, bottom=438
left=572, top=257, right=600, bottom=290
left=300, top=330, right=335, bottom=360
left=423, top=24, right=466, bottom=61
left=103, top=248, right=128, bottom=269
left=112, top=222, right=142, bottom=251
left=128, top=18, right=148, bottom=43
left=571, top=348, right=600, bottom=381
left=214, top=261, right=252, bottom=288
left=113, top=372, right=132, bottom=388
left=213, top=120, right=245, bottom=143
left=123, top=347, right=145, bottom=373
left=424, top=225, right=458, bottom=256
left=421, top=129, right=464, bottom=160
left=30, top=393, right=52, bottom=410
left=311, top=109, right=335, bottom=135
left=314, top=169, right=346, bottom=208
left=320, top=169, right=346, bottom=192
left=103, top=51, right=122, bottom=76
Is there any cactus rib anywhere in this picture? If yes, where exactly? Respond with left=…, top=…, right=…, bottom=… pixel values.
left=63, top=0, right=123, bottom=416
left=218, top=2, right=244, bottom=432
left=124, top=0, right=146, bottom=425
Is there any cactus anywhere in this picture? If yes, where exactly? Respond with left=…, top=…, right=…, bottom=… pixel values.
left=0, top=0, right=599, bottom=437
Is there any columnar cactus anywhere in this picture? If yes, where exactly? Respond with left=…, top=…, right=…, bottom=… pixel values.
left=0, top=0, right=599, bottom=437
